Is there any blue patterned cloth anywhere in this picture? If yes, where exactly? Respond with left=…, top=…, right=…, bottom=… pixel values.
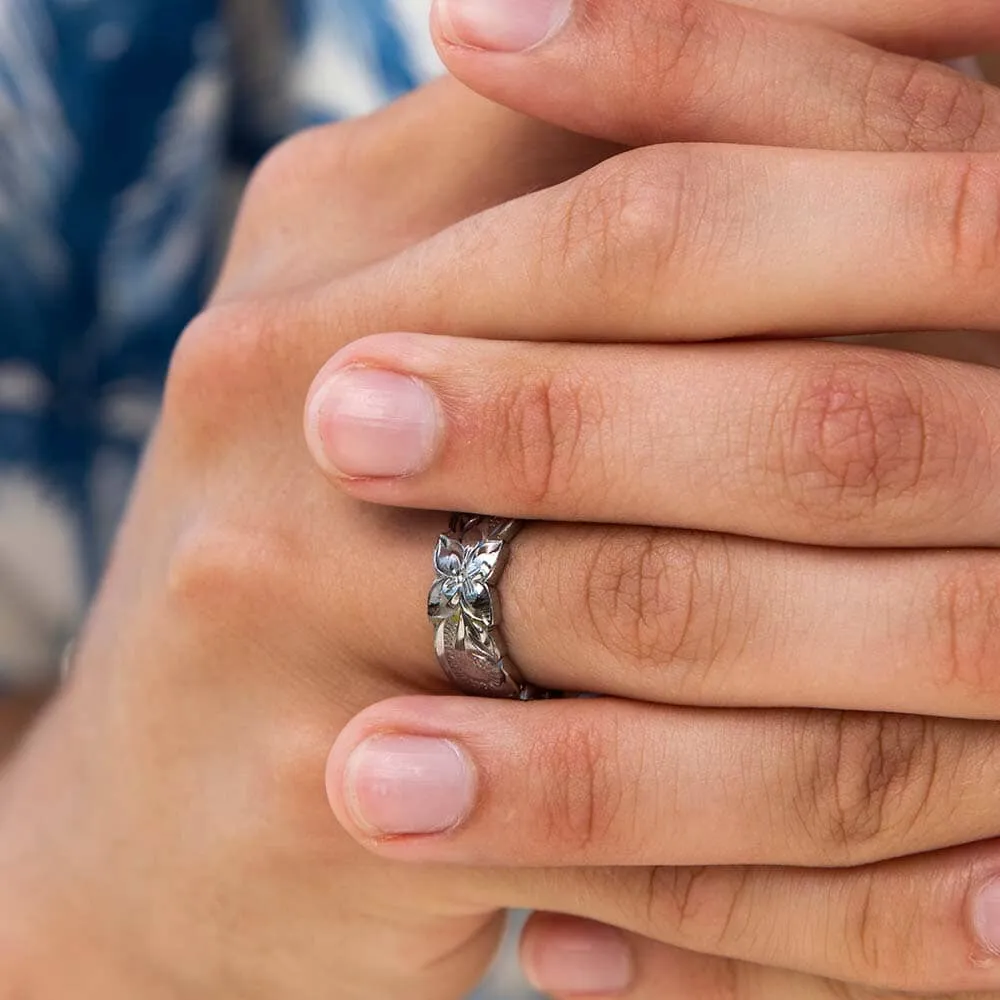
left=0, top=3, right=539, bottom=996
left=0, top=0, right=443, bottom=683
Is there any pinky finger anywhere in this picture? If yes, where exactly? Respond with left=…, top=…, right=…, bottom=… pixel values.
left=518, top=915, right=965, bottom=1000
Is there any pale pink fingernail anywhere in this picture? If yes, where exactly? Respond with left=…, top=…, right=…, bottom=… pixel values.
left=344, top=736, right=476, bottom=836
left=973, top=877, right=1000, bottom=955
left=436, top=0, right=572, bottom=52
left=307, top=367, right=441, bottom=479
left=524, top=921, right=634, bottom=995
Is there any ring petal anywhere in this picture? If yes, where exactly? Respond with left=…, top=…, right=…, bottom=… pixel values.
left=435, top=535, right=465, bottom=577
left=464, top=539, right=504, bottom=584
left=428, top=578, right=455, bottom=621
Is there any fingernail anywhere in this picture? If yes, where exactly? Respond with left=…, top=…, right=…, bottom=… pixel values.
left=436, top=0, right=572, bottom=53
left=307, top=367, right=440, bottom=479
left=344, top=736, right=476, bottom=836
left=525, top=922, right=634, bottom=996
left=973, top=877, right=1000, bottom=955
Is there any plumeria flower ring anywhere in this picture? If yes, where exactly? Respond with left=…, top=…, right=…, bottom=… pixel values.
left=428, top=533, right=505, bottom=629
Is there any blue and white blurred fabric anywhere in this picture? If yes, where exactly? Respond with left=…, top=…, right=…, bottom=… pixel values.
left=0, top=0, right=437, bottom=682
left=0, top=4, right=537, bottom=996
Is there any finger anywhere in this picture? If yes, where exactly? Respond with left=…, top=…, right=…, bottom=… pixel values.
left=511, top=843, right=1000, bottom=996
left=519, top=916, right=641, bottom=999
left=215, top=76, right=616, bottom=300
left=329, top=699, right=1000, bottom=990
left=731, top=0, right=1000, bottom=61
left=519, top=916, right=998, bottom=1000
left=306, top=335, right=1000, bottom=549
left=328, top=696, right=1000, bottom=871
left=431, top=0, right=1000, bottom=151
left=519, top=916, right=840, bottom=1000
left=296, top=395, right=1000, bottom=722
left=327, top=146, right=1000, bottom=351
left=305, top=335, right=1000, bottom=717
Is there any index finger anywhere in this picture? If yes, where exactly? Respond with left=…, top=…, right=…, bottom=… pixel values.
left=215, top=76, right=617, bottom=301
left=331, top=144, right=1000, bottom=347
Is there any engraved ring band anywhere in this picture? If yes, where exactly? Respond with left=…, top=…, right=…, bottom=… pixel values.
left=427, top=513, right=555, bottom=700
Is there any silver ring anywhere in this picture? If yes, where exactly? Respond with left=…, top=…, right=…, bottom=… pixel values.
left=428, top=514, right=552, bottom=700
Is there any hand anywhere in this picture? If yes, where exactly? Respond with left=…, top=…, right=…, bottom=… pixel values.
left=0, top=5, right=995, bottom=999
left=0, top=81, right=611, bottom=999
left=289, top=3, right=1000, bottom=998
left=432, top=0, right=1000, bottom=147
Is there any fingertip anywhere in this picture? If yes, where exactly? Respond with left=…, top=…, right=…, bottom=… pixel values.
left=303, top=334, right=447, bottom=483
left=521, top=914, right=635, bottom=997
left=326, top=697, right=488, bottom=845
left=431, top=0, right=573, bottom=55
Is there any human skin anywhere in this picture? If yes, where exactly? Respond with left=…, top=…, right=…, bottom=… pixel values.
left=311, top=2, right=1000, bottom=998
left=0, top=84, right=615, bottom=1000
left=1, top=4, right=999, bottom=1000
left=0, top=695, right=44, bottom=764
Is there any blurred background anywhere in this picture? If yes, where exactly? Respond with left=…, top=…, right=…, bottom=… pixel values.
left=0, top=3, right=994, bottom=995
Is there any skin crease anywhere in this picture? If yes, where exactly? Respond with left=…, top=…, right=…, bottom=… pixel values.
left=0, top=83, right=614, bottom=1000
left=318, top=17, right=1000, bottom=1000
left=3, top=59, right=995, bottom=748
left=0, top=8, right=999, bottom=1000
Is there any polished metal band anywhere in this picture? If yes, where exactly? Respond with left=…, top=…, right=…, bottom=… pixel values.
left=428, top=514, right=550, bottom=700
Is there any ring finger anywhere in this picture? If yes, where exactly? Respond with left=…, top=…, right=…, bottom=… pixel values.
left=312, top=144, right=1000, bottom=370
left=313, top=469, right=1000, bottom=724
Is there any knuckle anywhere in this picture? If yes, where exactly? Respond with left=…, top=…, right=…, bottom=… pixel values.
left=841, top=864, right=974, bottom=995
left=243, top=128, right=322, bottom=206
left=241, top=120, right=373, bottom=214
left=644, top=866, right=719, bottom=938
left=765, top=360, right=962, bottom=525
left=165, top=518, right=303, bottom=636
left=166, top=301, right=265, bottom=406
left=203, top=713, right=335, bottom=867
left=223, top=115, right=424, bottom=293
left=860, top=56, right=991, bottom=151
left=494, top=365, right=602, bottom=510
left=527, top=716, right=625, bottom=855
left=163, top=299, right=304, bottom=444
left=255, top=714, right=339, bottom=832
left=849, top=870, right=884, bottom=981
left=931, top=156, right=1000, bottom=277
left=549, top=147, right=708, bottom=305
left=578, top=530, right=736, bottom=679
left=840, top=870, right=928, bottom=992
left=644, top=866, right=759, bottom=960
left=931, top=560, right=1000, bottom=698
left=796, top=713, right=945, bottom=862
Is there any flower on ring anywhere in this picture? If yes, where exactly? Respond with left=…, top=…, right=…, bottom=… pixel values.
left=428, top=534, right=504, bottom=627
